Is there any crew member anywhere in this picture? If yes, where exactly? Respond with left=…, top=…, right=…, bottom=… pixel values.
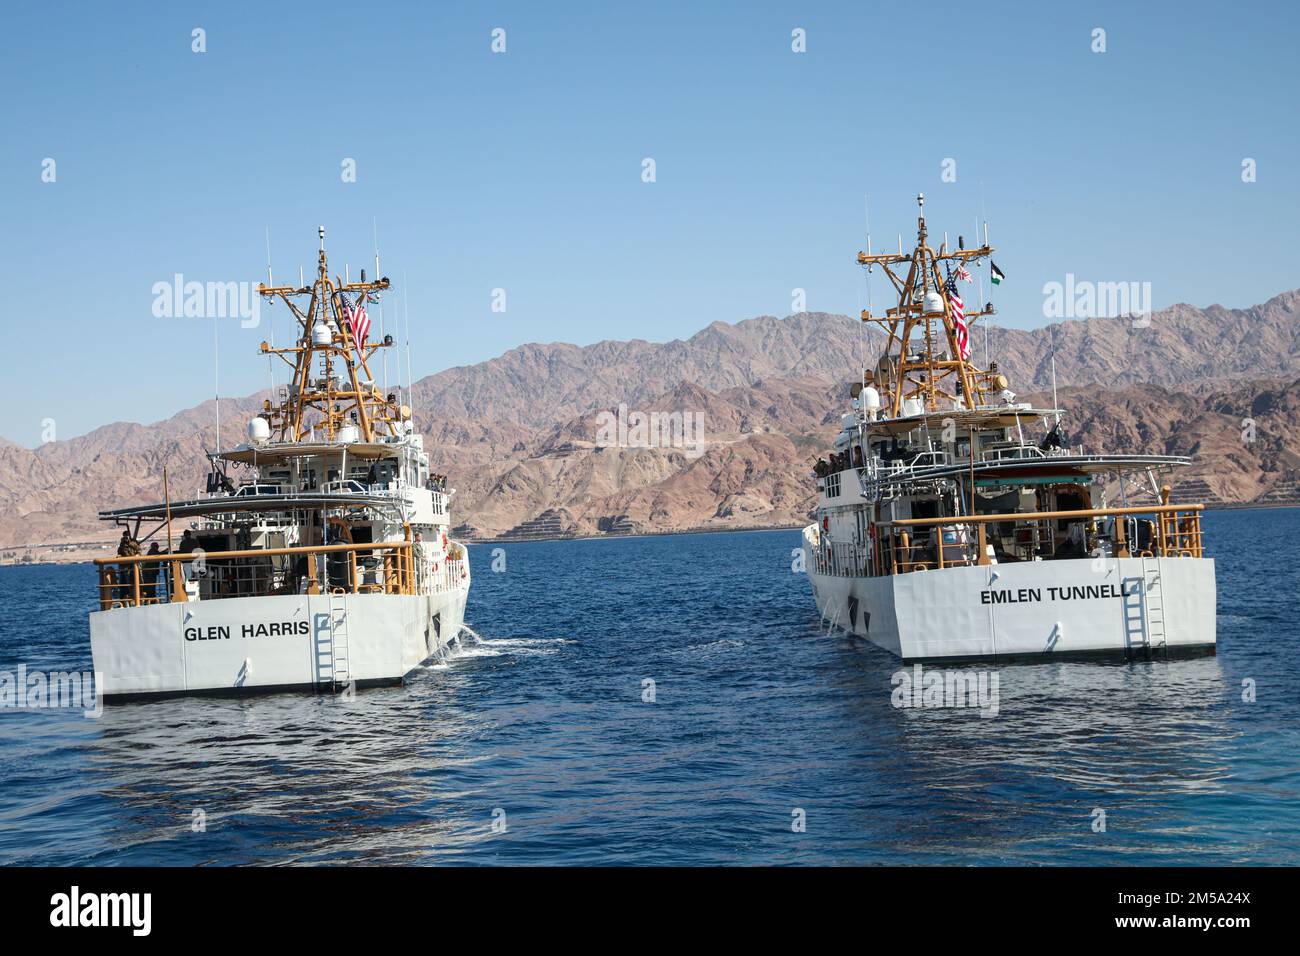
left=413, top=531, right=428, bottom=591
left=116, top=531, right=141, bottom=602
left=142, top=542, right=163, bottom=602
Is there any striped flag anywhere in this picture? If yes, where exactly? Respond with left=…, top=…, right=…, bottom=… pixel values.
left=344, top=293, right=371, bottom=351
left=955, top=263, right=973, bottom=282
left=945, top=274, right=970, bottom=360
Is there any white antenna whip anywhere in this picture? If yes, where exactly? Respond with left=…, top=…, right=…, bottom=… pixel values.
left=264, top=226, right=276, bottom=396
left=213, top=314, right=221, bottom=457
left=403, top=270, right=414, bottom=413
left=374, top=218, right=388, bottom=400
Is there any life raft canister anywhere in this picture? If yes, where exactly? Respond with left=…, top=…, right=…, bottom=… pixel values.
left=822, top=516, right=829, bottom=532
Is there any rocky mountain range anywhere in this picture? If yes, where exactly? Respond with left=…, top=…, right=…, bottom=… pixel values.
left=3, top=289, right=1299, bottom=556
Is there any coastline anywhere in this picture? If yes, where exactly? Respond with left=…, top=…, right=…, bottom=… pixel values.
left=464, top=522, right=806, bottom=546
left=5, top=503, right=1298, bottom=568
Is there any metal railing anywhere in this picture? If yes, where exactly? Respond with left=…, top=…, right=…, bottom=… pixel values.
left=813, top=503, right=1205, bottom=578
left=981, top=445, right=1047, bottom=462
left=95, top=540, right=422, bottom=610
left=414, top=555, right=468, bottom=595
left=812, top=541, right=873, bottom=578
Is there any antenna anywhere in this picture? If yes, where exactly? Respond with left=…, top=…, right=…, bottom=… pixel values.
left=864, top=195, right=871, bottom=255
left=979, top=182, right=988, bottom=248
left=403, top=270, right=414, bottom=414
left=264, top=227, right=274, bottom=288
left=1050, top=329, right=1061, bottom=426
left=374, top=218, right=388, bottom=399
left=864, top=195, right=874, bottom=290
left=213, top=314, right=221, bottom=457
left=264, top=227, right=276, bottom=396
left=860, top=196, right=871, bottom=389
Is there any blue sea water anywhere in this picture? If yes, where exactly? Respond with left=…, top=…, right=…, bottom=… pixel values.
left=0, top=509, right=1297, bottom=866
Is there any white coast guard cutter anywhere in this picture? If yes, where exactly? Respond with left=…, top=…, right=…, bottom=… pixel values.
left=90, top=229, right=471, bottom=698
left=803, top=196, right=1215, bottom=662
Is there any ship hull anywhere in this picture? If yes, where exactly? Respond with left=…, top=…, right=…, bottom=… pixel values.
left=802, top=525, right=1216, bottom=662
left=89, top=584, right=469, bottom=701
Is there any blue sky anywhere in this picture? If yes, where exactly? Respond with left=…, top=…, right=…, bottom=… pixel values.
left=2, top=0, right=1296, bottom=446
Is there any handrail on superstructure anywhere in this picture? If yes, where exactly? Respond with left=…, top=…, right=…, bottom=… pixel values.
left=878, top=503, right=1205, bottom=571
left=95, top=540, right=419, bottom=609
left=813, top=502, right=1205, bottom=578
left=880, top=502, right=1204, bottom=527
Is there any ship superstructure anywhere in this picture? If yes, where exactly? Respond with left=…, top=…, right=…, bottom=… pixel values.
left=89, top=229, right=471, bottom=698
left=803, top=196, right=1215, bottom=661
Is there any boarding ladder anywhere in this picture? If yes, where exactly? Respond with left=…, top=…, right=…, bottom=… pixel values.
left=314, top=589, right=352, bottom=691
left=1121, top=556, right=1166, bottom=660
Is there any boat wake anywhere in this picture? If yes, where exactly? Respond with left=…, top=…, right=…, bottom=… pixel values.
left=421, top=627, right=572, bottom=669
left=458, top=624, right=487, bottom=644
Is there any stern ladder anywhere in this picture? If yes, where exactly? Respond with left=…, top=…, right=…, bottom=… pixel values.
left=315, top=591, right=352, bottom=691
left=1121, top=556, right=1165, bottom=660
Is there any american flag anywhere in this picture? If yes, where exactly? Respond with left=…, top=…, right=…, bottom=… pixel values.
left=344, top=293, right=371, bottom=351
left=945, top=273, right=970, bottom=360
left=955, top=263, right=973, bottom=283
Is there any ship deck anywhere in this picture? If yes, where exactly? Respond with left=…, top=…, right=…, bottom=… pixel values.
left=858, top=451, right=1191, bottom=492
left=99, top=490, right=405, bottom=522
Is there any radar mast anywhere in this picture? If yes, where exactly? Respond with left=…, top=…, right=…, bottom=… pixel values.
left=256, top=227, right=407, bottom=443
left=858, top=194, right=1003, bottom=417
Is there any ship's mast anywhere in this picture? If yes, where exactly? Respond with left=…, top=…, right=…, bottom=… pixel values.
left=256, top=227, right=407, bottom=443
left=858, top=194, right=1000, bottom=417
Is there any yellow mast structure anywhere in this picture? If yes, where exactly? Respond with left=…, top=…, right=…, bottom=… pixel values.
left=858, top=194, right=1004, bottom=418
left=256, top=227, right=407, bottom=443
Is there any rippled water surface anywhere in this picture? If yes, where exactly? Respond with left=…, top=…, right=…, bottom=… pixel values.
left=1, top=510, right=1298, bottom=865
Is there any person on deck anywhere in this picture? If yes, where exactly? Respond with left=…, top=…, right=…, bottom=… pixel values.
left=413, top=532, right=428, bottom=591
left=117, top=530, right=141, bottom=557
left=116, top=531, right=141, bottom=602
left=291, top=553, right=310, bottom=593
left=175, top=529, right=204, bottom=592
left=142, top=543, right=163, bottom=602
